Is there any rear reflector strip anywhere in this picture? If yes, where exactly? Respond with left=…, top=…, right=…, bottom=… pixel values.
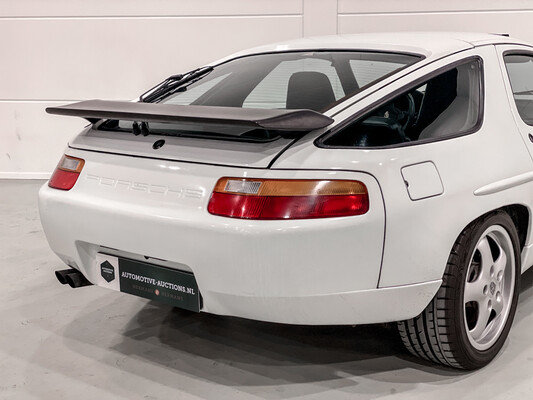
left=48, top=155, right=85, bottom=191
left=208, top=178, right=369, bottom=220
left=224, top=179, right=262, bottom=194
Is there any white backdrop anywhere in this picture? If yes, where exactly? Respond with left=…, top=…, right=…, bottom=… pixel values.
left=2, top=0, right=533, bottom=178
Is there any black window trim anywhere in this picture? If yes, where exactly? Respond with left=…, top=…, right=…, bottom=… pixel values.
left=502, top=50, right=533, bottom=127
left=315, top=55, right=485, bottom=150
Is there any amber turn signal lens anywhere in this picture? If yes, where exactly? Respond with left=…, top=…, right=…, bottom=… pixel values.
left=48, top=155, right=85, bottom=191
left=208, top=178, right=369, bottom=220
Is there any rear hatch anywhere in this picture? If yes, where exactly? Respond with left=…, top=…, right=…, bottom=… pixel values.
left=47, top=49, right=424, bottom=167
left=48, top=100, right=333, bottom=168
left=70, top=127, right=295, bottom=168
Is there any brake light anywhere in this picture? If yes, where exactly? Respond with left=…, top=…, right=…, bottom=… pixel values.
left=208, top=178, right=369, bottom=220
left=48, top=155, right=85, bottom=190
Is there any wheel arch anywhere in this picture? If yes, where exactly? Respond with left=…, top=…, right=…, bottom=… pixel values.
left=456, top=204, right=529, bottom=251
left=501, top=204, right=530, bottom=251
left=449, top=204, right=531, bottom=275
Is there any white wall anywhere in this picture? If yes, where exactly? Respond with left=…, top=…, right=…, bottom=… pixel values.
left=2, top=0, right=533, bottom=178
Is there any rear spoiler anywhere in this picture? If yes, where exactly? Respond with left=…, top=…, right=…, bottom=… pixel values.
left=46, top=100, right=334, bottom=132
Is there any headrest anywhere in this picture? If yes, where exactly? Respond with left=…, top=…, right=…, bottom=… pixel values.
left=286, top=71, right=336, bottom=111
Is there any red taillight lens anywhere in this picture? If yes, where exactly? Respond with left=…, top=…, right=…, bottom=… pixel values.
left=208, top=178, right=369, bottom=220
left=48, top=155, right=85, bottom=191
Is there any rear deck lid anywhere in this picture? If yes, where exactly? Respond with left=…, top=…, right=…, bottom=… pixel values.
left=47, top=100, right=333, bottom=168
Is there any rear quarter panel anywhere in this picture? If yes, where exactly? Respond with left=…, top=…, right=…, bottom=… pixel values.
left=273, top=45, right=533, bottom=287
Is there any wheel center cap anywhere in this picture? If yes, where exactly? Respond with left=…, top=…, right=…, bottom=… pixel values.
left=490, top=281, right=496, bottom=296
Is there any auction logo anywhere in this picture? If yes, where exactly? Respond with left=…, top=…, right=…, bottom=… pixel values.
left=100, top=260, right=115, bottom=283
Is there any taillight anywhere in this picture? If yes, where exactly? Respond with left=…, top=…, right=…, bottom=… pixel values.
left=48, top=155, right=85, bottom=191
left=208, top=178, right=369, bottom=220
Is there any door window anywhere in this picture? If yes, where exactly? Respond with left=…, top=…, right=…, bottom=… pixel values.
left=504, top=54, right=533, bottom=125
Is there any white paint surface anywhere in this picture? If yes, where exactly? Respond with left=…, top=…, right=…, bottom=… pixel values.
left=3, top=1, right=533, bottom=177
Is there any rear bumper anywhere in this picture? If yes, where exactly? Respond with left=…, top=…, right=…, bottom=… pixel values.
left=39, top=149, right=438, bottom=325
left=200, top=279, right=441, bottom=324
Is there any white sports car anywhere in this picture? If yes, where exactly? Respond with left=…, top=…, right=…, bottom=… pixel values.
left=39, top=32, right=533, bottom=369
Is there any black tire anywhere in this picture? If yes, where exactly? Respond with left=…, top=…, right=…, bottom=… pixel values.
left=397, top=211, right=521, bottom=369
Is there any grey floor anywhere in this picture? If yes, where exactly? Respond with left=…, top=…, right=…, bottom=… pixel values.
left=2, top=180, right=533, bottom=400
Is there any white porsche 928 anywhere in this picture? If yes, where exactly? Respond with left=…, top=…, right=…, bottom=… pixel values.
left=39, top=32, right=533, bottom=369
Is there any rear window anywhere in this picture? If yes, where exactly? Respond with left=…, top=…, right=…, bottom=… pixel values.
left=160, top=51, right=420, bottom=112
left=349, top=58, right=406, bottom=87
left=100, top=51, right=421, bottom=142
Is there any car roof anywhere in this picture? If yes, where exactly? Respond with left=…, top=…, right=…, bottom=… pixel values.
left=213, top=32, right=532, bottom=64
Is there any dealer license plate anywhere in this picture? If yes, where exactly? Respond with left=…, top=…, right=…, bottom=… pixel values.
left=95, top=253, right=200, bottom=312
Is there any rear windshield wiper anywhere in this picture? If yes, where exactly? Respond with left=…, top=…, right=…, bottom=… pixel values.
left=140, top=66, right=213, bottom=103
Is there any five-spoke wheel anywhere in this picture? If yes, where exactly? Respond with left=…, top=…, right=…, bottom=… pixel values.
left=464, top=226, right=515, bottom=351
left=398, top=211, right=520, bottom=369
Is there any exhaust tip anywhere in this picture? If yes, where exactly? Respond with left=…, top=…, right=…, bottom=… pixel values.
left=55, top=269, right=73, bottom=285
left=65, top=271, right=92, bottom=288
left=55, top=268, right=93, bottom=288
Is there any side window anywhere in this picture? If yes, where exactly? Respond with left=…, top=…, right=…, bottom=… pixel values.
left=504, top=54, right=533, bottom=125
left=242, top=58, right=345, bottom=110
left=323, top=59, right=482, bottom=147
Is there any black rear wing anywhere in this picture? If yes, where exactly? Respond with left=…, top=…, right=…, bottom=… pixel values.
left=46, top=100, right=334, bottom=133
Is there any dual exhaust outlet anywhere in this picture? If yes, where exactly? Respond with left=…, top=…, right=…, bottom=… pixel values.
left=55, top=268, right=93, bottom=288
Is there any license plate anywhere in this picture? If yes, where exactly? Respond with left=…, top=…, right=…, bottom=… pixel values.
left=95, top=253, right=200, bottom=312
